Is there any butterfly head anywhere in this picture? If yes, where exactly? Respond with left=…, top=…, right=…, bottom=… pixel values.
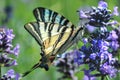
left=39, top=55, right=56, bottom=70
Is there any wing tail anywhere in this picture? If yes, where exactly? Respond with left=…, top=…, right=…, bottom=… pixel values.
left=22, top=63, right=40, bottom=77
left=22, top=61, right=49, bottom=77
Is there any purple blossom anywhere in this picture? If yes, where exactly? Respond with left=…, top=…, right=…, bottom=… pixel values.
left=73, top=50, right=85, bottom=65
left=7, top=69, right=15, bottom=78
left=107, top=30, right=118, bottom=40
left=100, top=63, right=117, bottom=77
left=55, top=1, right=120, bottom=80
left=113, top=7, right=119, bottom=16
left=0, top=54, right=12, bottom=67
left=78, top=10, right=89, bottom=19
left=86, top=24, right=97, bottom=33
left=83, top=70, right=96, bottom=80
left=83, top=75, right=96, bottom=80
left=1, top=69, right=20, bottom=80
left=82, top=38, right=88, bottom=44
left=0, top=28, right=20, bottom=67
left=99, top=51, right=110, bottom=61
left=15, top=73, right=21, bottom=80
left=110, top=41, right=119, bottom=51
left=5, top=29, right=15, bottom=42
left=78, top=1, right=114, bottom=27
left=90, top=53, right=97, bottom=60
left=98, top=40, right=110, bottom=51
left=8, top=60, right=18, bottom=66
left=54, top=50, right=80, bottom=80
left=98, top=1, right=108, bottom=9
left=11, top=44, right=20, bottom=56
left=107, top=21, right=118, bottom=27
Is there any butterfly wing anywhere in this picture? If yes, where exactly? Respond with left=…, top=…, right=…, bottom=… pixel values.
left=55, top=26, right=84, bottom=55
left=24, top=21, right=75, bottom=56
left=23, top=22, right=83, bottom=77
left=33, top=7, right=74, bottom=27
left=23, top=7, right=84, bottom=77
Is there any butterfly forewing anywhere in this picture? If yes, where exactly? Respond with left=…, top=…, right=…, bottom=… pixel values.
left=33, top=7, right=74, bottom=27
left=24, top=21, right=75, bottom=55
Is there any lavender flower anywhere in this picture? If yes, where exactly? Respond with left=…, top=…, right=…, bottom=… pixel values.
left=113, top=7, right=119, bottom=16
left=78, top=29, right=120, bottom=78
left=83, top=70, right=96, bottom=80
left=0, top=69, right=20, bottom=80
left=77, top=0, right=120, bottom=79
left=54, top=50, right=80, bottom=80
left=0, top=28, right=20, bottom=67
left=78, top=1, right=115, bottom=27
left=100, top=62, right=118, bottom=78
left=55, top=1, right=119, bottom=80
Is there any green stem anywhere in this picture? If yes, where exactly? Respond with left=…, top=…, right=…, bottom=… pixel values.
left=106, top=76, right=110, bottom=80
left=0, top=66, right=1, bottom=78
left=101, top=76, right=104, bottom=80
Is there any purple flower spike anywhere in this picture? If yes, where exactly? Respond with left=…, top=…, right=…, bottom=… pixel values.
left=83, top=38, right=88, bottom=44
left=83, top=70, right=96, bottom=80
left=107, top=21, right=118, bottom=27
left=5, top=29, right=15, bottom=41
left=86, top=24, right=96, bottom=33
left=90, top=53, right=97, bottom=60
left=98, top=1, right=108, bottom=9
left=0, top=28, right=20, bottom=67
left=15, top=73, right=21, bottom=80
left=83, top=75, right=96, bottom=80
left=13, top=44, right=20, bottom=56
left=79, top=10, right=88, bottom=19
left=100, top=63, right=117, bottom=78
left=113, top=6, right=119, bottom=16
left=1, top=69, right=20, bottom=80
left=56, top=1, right=120, bottom=80
left=110, top=41, right=119, bottom=51
left=10, top=60, right=18, bottom=66
left=107, top=30, right=118, bottom=40
left=7, top=69, right=15, bottom=78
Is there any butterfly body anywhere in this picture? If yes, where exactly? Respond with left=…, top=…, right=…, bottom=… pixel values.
left=23, top=7, right=84, bottom=77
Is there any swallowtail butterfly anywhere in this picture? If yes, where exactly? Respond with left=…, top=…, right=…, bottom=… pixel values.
left=23, top=7, right=84, bottom=77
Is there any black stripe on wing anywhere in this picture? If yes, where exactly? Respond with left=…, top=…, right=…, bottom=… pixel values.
left=24, top=22, right=46, bottom=55
left=24, top=22, right=43, bottom=47
left=33, top=7, right=74, bottom=27
left=51, top=25, right=75, bottom=55
left=24, top=22, right=72, bottom=54
left=53, top=26, right=84, bottom=55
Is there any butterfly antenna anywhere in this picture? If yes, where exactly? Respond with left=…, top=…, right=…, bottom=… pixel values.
left=22, top=60, right=49, bottom=77
left=22, top=62, right=40, bottom=77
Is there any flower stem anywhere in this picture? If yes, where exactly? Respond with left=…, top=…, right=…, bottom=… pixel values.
left=106, top=76, right=110, bottom=80
left=101, top=76, right=105, bottom=80
left=0, top=66, right=1, bottom=78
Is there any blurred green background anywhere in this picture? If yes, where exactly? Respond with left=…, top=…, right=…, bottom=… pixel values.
left=0, top=0, right=120, bottom=80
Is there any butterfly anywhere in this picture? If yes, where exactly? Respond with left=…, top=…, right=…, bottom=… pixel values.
left=23, top=7, right=84, bottom=77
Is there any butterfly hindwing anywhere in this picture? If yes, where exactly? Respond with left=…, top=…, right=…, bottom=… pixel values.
left=33, top=7, right=74, bottom=27
left=56, top=26, right=84, bottom=55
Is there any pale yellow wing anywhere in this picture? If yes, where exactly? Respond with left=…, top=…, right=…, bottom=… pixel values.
left=24, top=21, right=75, bottom=56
